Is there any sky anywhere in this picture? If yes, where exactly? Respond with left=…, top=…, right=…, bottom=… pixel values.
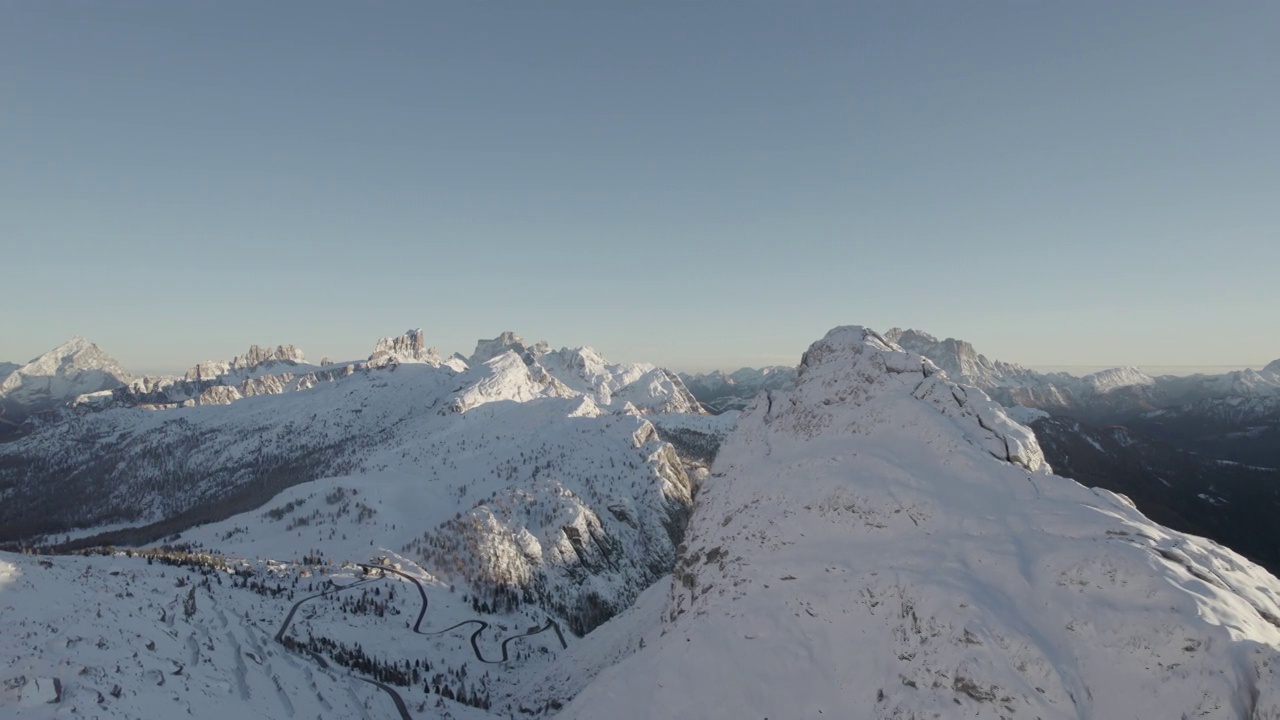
left=3, top=2, right=1277, bottom=374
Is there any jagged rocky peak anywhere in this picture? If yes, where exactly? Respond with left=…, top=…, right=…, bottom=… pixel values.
left=469, top=331, right=549, bottom=366
left=237, top=343, right=305, bottom=367
left=184, top=343, right=306, bottom=380
left=367, top=328, right=442, bottom=367
left=1265, top=358, right=1280, bottom=375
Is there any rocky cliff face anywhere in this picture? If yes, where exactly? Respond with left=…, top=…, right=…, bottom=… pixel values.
left=470, top=331, right=549, bottom=366
left=366, top=328, right=443, bottom=368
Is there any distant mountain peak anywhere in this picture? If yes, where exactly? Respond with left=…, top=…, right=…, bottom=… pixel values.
left=883, top=326, right=1039, bottom=390
left=1265, top=358, right=1280, bottom=375
left=184, top=343, right=307, bottom=380
left=367, top=328, right=442, bottom=368
left=0, top=337, right=132, bottom=416
left=1082, top=366, right=1154, bottom=393
left=470, top=331, right=549, bottom=366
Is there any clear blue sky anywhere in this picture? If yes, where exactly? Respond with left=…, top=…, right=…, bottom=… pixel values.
left=3, top=2, right=1277, bottom=374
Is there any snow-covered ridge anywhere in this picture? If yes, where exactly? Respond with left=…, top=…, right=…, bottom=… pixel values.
left=561, top=325, right=1280, bottom=719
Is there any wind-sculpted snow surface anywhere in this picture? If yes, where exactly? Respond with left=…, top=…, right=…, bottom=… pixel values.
left=562, top=326, right=1280, bottom=720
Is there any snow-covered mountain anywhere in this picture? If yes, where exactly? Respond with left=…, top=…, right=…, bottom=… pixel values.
left=560, top=327, right=1280, bottom=719
left=882, top=328, right=1280, bottom=467
left=883, top=328, right=1162, bottom=409
left=882, top=327, right=1280, bottom=413
left=534, top=346, right=651, bottom=402
left=884, top=327, right=1051, bottom=390
left=685, top=328, right=1280, bottom=468
left=5, top=324, right=1280, bottom=719
left=1, top=341, right=699, bottom=637
left=0, top=330, right=712, bottom=720
left=466, top=332, right=702, bottom=415
left=0, top=337, right=131, bottom=432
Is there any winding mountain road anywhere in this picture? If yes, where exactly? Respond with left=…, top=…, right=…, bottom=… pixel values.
left=271, top=577, right=412, bottom=717
left=274, top=562, right=568, bottom=719
left=359, top=563, right=568, bottom=661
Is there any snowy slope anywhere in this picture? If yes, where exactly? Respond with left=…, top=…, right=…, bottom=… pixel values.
left=562, top=327, right=1280, bottom=720
left=0, top=552, right=395, bottom=719
left=0, top=548, right=560, bottom=720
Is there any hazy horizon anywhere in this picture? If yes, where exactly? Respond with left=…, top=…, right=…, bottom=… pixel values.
left=4, top=3, right=1277, bottom=372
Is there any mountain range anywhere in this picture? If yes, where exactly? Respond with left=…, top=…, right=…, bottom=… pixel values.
left=2, top=325, right=1279, bottom=718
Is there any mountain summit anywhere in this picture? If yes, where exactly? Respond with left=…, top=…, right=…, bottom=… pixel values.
left=0, top=337, right=131, bottom=428
left=562, top=326, right=1280, bottom=719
